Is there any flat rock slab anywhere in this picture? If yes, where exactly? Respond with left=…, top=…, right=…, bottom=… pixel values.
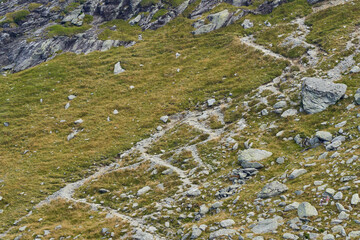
left=251, top=216, right=283, bottom=234
left=238, top=149, right=273, bottom=162
left=258, top=181, right=288, bottom=198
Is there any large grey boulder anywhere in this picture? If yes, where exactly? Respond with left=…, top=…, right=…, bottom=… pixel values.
left=301, top=77, right=347, bottom=114
left=238, top=149, right=272, bottom=169
left=258, top=181, right=288, bottom=198
left=251, top=216, right=283, bottom=234
left=192, top=10, right=230, bottom=35
left=298, top=202, right=318, bottom=218
left=354, top=88, right=360, bottom=105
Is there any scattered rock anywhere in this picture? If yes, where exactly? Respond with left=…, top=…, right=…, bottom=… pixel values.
left=258, top=181, right=288, bottom=199
left=289, top=169, right=307, bottom=179
left=137, top=186, right=151, bottom=196
left=238, top=149, right=273, bottom=162
left=160, top=115, right=169, bottom=123
left=354, top=88, right=360, bottom=105
left=209, top=229, right=237, bottom=240
left=315, top=131, right=332, bottom=142
left=220, top=219, right=235, bottom=228
left=242, top=19, right=253, bottom=29
left=298, top=202, right=318, bottom=218
left=114, top=62, right=125, bottom=74
left=281, top=109, right=298, bottom=118
left=251, top=216, right=283, bottom=234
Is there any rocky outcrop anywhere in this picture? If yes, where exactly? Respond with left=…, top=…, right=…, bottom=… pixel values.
left=301, top=77, right=347, bottom=114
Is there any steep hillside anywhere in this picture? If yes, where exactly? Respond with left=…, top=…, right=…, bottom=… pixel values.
left=1, top=0, right=360, bottom=239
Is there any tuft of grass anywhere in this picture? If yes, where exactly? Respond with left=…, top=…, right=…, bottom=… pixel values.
left=152, top=9, right=168, bottom=21
left=28, top=3, right=42, bottom=12
left=46, top=24, right=91, bottom=37
left=98, top=19, right=142, bottom=41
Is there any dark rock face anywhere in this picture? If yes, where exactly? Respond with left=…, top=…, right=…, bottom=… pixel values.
left=0, top=0, right=287, bottom=72
left=307, top=0, right=324, bottom=4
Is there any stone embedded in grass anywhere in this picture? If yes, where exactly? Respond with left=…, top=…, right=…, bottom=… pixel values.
left=67, top=129, right=80, bottom=141
left=350, top=65, right=360, bottom=73
left=207, top=98, right=216, bottom=107
left=220, top=219, right=235, bottom=228
left=186, top=187, right=201, bottom=197
left=65, top=102, right=70, bottom=110
left=297, top=202, right=318, bottom=218
left=114, top=62, right=125, bottom=74
left=137, top=186, right=151, bottom=196
left=273, top=101, right=287, bottom=109
left=281, top=109, right=298, bottom=118
left=68, top=95, right=76, bottom=100
left=258, top=181, right=288, bottom=199
left=209, top=229, right=238, bottom=240
left=160, top=115, right=169, bottom=123
left=3, top=122, right=9, bottom=127
left=354, top=88, right=360, bottom=105
left=113, top=109, right=119, bottom=115
left=351, top=193, right=360, bottom=205
left=315, top=131, right=332, bottom=142
left=74, top=119, right=83, bottom=124
left=242, top=19, right=253, bottom=29
left=301, top=77, right=347, bottom=114
left=238, top=149, right=273, bottom=163
left=98, top=188, right=110, bottom=194
left=251, top=216, right=283, bottom=234
left=284, top=202, right=300, bottom=211
left=288, top=169, right=307, bottom=179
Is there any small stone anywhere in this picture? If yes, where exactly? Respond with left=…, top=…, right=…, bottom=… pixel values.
left=220, top=219, right=235, bottom=228
left=65, top=102, right=70, bottom=110
left=137, top=186, right=151, bottom=196
left=114, top=62, right=125, bottom=74
left=281, top=109, right=298, bottom=118
left=242, top=19, right=253, bottom=29
left=351, top=193, right=359, bottom=205
left=74, top=119, right=83, bottom=124
left=160, top=115, right=169, bottom=123
left=276, top=157, right=285, bottom=164
left=207, top=98, right=216, bottom=107
left=289, top=169, right=307, bottom=179
left=186, top=188, right=201, bottom=197
left=68, top=95, right=76, bottom=100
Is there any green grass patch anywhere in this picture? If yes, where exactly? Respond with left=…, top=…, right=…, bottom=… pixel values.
left=46, top=24, right=91, bottom=37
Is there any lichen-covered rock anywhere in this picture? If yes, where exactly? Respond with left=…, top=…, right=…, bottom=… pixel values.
left=258, top=181, right=288, bottom=198
left=298, top=202, right=318, bottom=218
left=238, top=149, right=273, bottom=162
left=301, top=77, right=347, bottom=114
